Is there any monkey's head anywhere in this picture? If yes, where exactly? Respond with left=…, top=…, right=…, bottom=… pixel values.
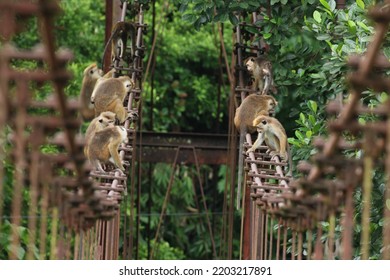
left=84, top=63, right=103, bottom=79
left=265, top=95, right=278, bottom=115
left=98, top=111, right=116, bottom=128
left=253, top=116, right=269, bottom=132
left=118, top=76, right=135, bottom=94
left=245, top=57, right=256, bottom=72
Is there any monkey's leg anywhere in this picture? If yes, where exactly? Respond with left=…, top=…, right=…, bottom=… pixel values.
left=127, top=111, right=139, bottom=122
left=278, top=135, right=288, bottom=161
left=92, top=159, right=106, bottom=173
left=115, top=104, right=128, bottom=124
left=108, top=141, right=125, bottom=171
left=255, top=76, right=265, bottom=94
left=262, top=75, right=270, bottom=95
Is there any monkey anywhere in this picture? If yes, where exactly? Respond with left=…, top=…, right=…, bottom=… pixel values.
left=245, top=56, right=276, bottom=95
left=85, top=125, right=128, bottom=173
left=247, top=115, right=287, bottom=159
left=83, top=111, right=116, bottom=157
left=234, top=94, right=277, bottom=133
left=79, top=63, right=104, bottom=121
left=101, top=21, right=137, bottom=69
left=91, top=76, right=135, bottom=123
left=246, top=115, right=293, bottom=176
left=234, top=94, right=278, bottom=209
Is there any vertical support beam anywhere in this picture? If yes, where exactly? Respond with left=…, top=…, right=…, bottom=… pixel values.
left=384, top=102, right=390, bottom=259
left=336, top=0, right=346, bottom=9
left=103, top=0, right=113, bottom=72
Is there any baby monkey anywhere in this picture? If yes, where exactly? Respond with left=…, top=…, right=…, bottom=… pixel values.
left=245, top=56, right=276, bottom=95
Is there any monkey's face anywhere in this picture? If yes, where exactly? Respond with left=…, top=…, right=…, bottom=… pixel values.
left=124, top=80, right=135, bottom=94
left=98, top=117, right=115, bottom=128
left=267, top=99, right=277, bottom=115
left=253, top=117, right=268, bottom=130
left=245, top=57, right=256, bottom=72
left=98, top=112, right=116, bottom=128
left=88, top=66, right=103, bottom=79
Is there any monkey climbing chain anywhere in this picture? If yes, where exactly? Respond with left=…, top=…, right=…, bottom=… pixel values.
left=0, top=0, right=145, bottom=259
left=236, top=2, right=390, bottom=260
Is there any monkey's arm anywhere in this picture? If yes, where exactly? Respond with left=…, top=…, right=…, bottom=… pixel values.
left=277, top=131, right=288, bottom=161
left=246, top=131, right=265, bottom=154
left=262, top=75, right=270, bottom=95
left=108, top=139, right=125, bottom=171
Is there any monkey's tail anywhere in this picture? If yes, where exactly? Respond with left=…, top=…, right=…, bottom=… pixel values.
left=236, top=130, right=245, bottom=210
left=101, top=32, right=115, bottom=71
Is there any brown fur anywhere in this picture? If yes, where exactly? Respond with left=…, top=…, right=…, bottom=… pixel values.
left=245, top=56, right=276, bottom=94
left=83, top=111, right=116, bottom=156
left=79, top=63, right=103, bottom=121
left=91, top=76, right=134, bottom=123
left=234, top=94, right=277, bottom=133
left=85, top=126, right=128, bottom=172
left=234, top=94, right=278, bottom=209
left=247, top=115, right=288, bottom=161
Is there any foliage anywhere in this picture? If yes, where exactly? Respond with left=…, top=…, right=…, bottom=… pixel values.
left=141, top=1, right=231, bottom=133
left=288, top=100, right=326, bottom=164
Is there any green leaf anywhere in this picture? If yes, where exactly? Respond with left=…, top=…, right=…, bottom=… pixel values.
left=316, top=34, right=331, bottom=40
left=299, top=112, right=306, bottom=123
left=271, top=0, right=280, bottom=5
left=179, top=4, right=188, bottom=13
left=239, top=2, right=249, bottom=9
left=348, top=20, right=357, bottom=33
left=245, top=26, right=259, bottom=34
left=214, top=12, right=228, bottom=22
left=295, top=130, right=304, bottom=140
left=263, top=33, right=272, bottom=39
left=193, top=3, right=205, bottom=12
left=329, top=0, right=336, bottom=11
left=281, top=0, right=288, bottom=4
left=228, top=13, right=239, bottom=26
left=356, top=0, right=365, bottom=9
left=308, top=115, right=316, bottom=125
left=357, top=21, right=370, bottom=32
left=313, top=11, right=322, bottom=23
left=319, top=0, right=331, bottom=11
left=308, top=100, right=318, bottom=113
left=182, top=13, right=197, bottom=24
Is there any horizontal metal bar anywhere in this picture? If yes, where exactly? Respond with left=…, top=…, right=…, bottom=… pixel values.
left=135, top=131, right=229, bottom=164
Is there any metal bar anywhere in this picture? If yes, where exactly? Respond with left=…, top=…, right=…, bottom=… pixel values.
left=264, top=213, right=269, bottom=260
left=291, top=230, right=296, bottom=260
left=9, top=79, right=28, bottom=259
left=103, top=0, right=113, bottom=72
left=150, top=147, right=180, bottom=259
left=268, top=218, right=273, bottom=259
left=192, top=147, right=217, bottom=259
left=276, top=219, right=281, bottom=260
